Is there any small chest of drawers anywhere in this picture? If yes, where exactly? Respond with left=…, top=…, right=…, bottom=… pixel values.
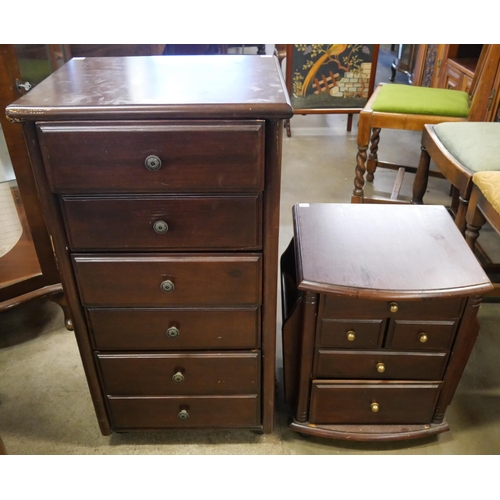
left=7, top=55, right=292, bottom=435
left=281, top=203, right=492, bottom=441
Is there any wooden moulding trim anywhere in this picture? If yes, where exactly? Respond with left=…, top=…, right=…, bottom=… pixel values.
left=6, top=103, right=294, bottom=123
left=297, top=280, right=494, bottom=300
left=0, top=283, right=63, bottom=312
left=289, top=420, right=450, bottom=441
left=260, top=119, right=283, bottom=434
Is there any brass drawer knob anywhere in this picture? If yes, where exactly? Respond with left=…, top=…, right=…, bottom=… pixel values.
left=166, top=326, right=180, bottom=339
left=160, top=280, right=175, bottom=293
left=177, top=409, right=189, bottom=420
left=144, top=155, right=162, bottom=171
left=172, top=371, right=185, bottom=383
left=153, top=220, right=169, bottom=234
left=346, top=330, right=356, bottom=342
left=418, top=333, right=428, bottom=343
left=376, top=362, right=385, bottom=373
left=371, top=402, right=380, bottom=413
left=389, top=301, right=399, bottom=313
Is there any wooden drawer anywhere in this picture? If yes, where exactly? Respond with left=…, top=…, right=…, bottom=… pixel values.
left=314, top=350, right=448, bottom=380
left=309, top=381, right=442, bottom=424
left=316, top=319, right=386, bottom=348
left=37, top=121, right=265, bottom=193
left=62, top=195, right=262, bottom=251
left=107, top=395, right=260, bottom=429
left=320, top=296, right=464, bottom=320
left=97, top=352, right=260, bottom=395
left=88, top=307, right=260, bottom=350
left=72, top=254, right=262, bottom=307
left=385, top=319, right=458, bottom=350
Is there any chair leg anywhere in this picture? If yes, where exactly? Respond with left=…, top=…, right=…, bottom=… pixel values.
left=454, top=194, right=469, bottom=235
left=411, top=145, right=430, bottom=205
left=366, top=127, right=380, bottom=182
left=352, top=144, right=368, bottom=203
left=465, top=187, right=486, bottom=251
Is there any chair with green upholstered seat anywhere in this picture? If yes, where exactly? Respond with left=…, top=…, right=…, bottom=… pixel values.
left=352, top=44, right=500, bottom=204
left=412, top=122, right=500, bottom=234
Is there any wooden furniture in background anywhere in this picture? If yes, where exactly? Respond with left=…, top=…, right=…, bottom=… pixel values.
left=7, top=55, right=293, bottom=435
left=413, top=44, right=484, bottom=90
left=281, top=203, right=492, bottom=441
left=0, top=44, right=70, bottom=326
left=281, top=44, right=379, bottom=136
left=352, top=44, right=500, bottom=204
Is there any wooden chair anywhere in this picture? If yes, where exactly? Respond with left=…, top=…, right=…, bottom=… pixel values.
left=352, top=44, right=500, bottom=204
left=465, top=171, right=500, bottom=297
left=412, top=122, right=500, bottom=234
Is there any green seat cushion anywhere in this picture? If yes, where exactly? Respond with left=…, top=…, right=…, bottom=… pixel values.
left=434, top=122, right=500, bottom=172
left=371, top=84, right=469, bottom=117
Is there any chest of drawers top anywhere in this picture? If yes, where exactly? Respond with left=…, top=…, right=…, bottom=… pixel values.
left=293, top=203, right=492, bottom=300
left=6, top=55, right=293, bottom=122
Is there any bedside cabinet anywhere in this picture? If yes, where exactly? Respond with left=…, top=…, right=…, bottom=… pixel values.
left=7, top=55, right=292, bottom=435
left=281, top=204, right=492, bottom=441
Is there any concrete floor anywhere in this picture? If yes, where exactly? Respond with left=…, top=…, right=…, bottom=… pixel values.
left=1, top=47, right=499, bottom=462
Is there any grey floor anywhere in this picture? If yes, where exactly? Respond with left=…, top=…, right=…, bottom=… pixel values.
left=1, top=47, right=500, bottom=459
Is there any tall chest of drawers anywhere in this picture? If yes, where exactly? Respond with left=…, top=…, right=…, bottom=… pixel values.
left=7, top=55, right=293, bottom=435
left=281, top=204, right=493, bottom=441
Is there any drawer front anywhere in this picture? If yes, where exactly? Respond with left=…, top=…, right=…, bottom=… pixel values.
left=314, top=350, right=448, bottom=380
left=385, top=319, right=458, bottom=350
left=97, top=352, right=260, bottom=395
left=72, top=254, right=262, bottom=307
left=317, top=319, right=386, bottom=348
left=320, top=296, right=464, bottom=320
left=88, top=307, right=260, bottom=350
left=37, top=121, right=265, bottom=193
left=62, top=195, right=262, bottom=251
left=309, top=381, right=442, bottom=424
left=107, top=395, right=260, bottom=429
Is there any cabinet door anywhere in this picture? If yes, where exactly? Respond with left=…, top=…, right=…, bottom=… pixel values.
left=439, top=62, right=463, bottom=90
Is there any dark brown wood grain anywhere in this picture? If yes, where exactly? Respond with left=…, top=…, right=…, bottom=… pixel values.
left=88, top=307, right=261, bottom=350
left=11, top=55, right=292, bottom=435
left=37, top=121, right=265, bottom=193
left=61, top=195, right=262, bottom=251
left=72, top=254, right=262, bottom=307
left=313, top=349, right=448, bottom=380
left=309, top=381, right=442, bottom=424
left=107, top=394, right=260, bottom=430
left=6, top=56, right=293, bottom=122
left=97, top=352, right=260, bottom=395
left=282, top=202, right=493, bottom=441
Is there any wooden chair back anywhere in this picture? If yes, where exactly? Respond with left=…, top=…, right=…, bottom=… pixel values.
left=468, top=44, right=500, bottom=121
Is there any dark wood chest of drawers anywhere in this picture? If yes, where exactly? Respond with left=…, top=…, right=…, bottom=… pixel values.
left=281, top=203, right=493, bottom=441
left=7, top=55, right=292, bottom=435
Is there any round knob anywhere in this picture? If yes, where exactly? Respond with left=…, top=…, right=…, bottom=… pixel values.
left=389, top=302, right=399, bottom=313
left=371, top=402, right=380, bottom=413
left=144, top=155, right=162, bottom=171
left=177, top=409, right=189, bottom=420
left=172, top=371, right=185, bottom=383
left=376, top=362, right=385, bottom=373
left=418, top=333, right=428, bottom=343
left=160, top=280, right=175, bottom=293
left=166, top=326, right=180, bottom=339
left=346, top=330, right=356, bottom=342
left=153, top=220, right=169, bottom=234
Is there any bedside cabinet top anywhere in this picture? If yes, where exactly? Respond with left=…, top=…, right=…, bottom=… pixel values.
left=293, top=203, right=493, bottom=300
left=6, top=55, right=293, bottom=122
